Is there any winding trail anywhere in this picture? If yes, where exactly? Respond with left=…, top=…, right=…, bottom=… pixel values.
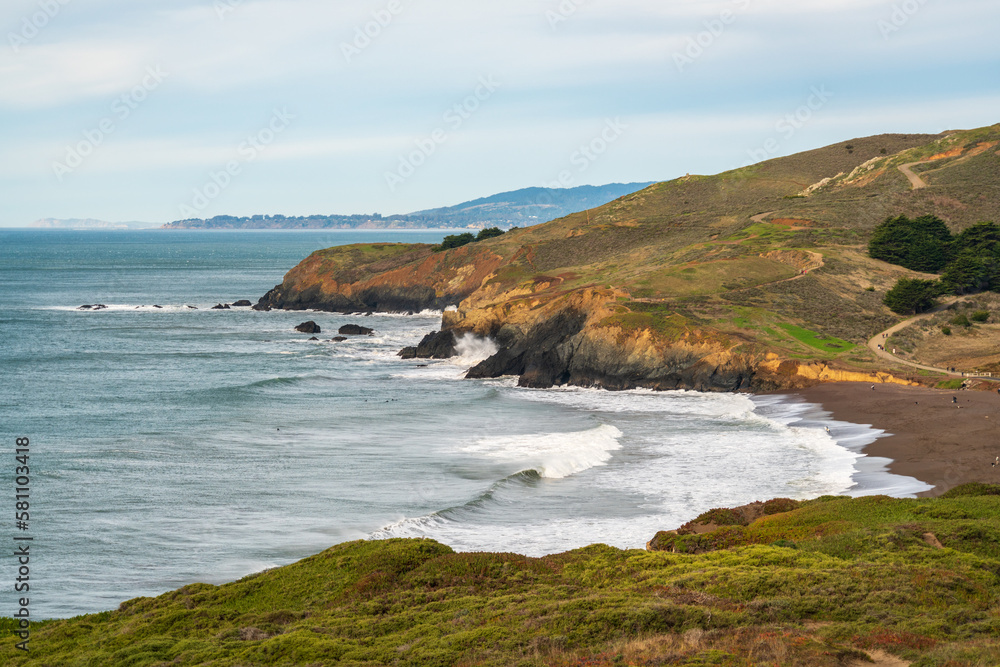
left=867, top=297, right=995, bottom=381
left=898, top=162, right=930, bottom=190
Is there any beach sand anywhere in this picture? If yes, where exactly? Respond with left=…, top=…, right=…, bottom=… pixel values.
left=791, top=382, right=1000, bottom=496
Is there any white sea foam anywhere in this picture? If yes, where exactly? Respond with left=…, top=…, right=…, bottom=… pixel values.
left=461, top=423, right=624, bottom=479
left=452, top=333, right=498, bottom=366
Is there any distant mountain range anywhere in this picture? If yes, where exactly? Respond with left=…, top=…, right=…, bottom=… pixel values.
left=160, top=183, right=657, bottom=230
left=30, top=218, right=159, bottom=230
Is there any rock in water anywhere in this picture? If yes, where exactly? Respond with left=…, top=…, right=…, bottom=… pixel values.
left=339, top=324, right=374, bottom=336
left=231, top=300, right=253, bottom=307
left=295, top=321, right=321, bottom=334
left=397, top=330, right=457, bottom=359
left=330, top=336, right=348, bottom=342
left=211, top=303, right=231, bottom=310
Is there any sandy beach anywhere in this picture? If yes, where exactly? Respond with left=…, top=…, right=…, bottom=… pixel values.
left=791, top=382, right=1000, bottom=497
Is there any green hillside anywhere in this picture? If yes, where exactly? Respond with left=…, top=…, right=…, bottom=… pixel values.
left=4, top=485, right=999, bottom=666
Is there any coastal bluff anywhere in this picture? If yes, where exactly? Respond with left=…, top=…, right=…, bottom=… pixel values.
left=255, top=127, right=1000, bottom=393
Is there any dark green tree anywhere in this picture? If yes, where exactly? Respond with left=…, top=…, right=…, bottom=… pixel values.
left=475, top=227, right=505, bottom=242
left=868, top=215, right=953, bottom=272
left=436, top=233, right=476, bottom=251
left=883, top=277, right=943, bottom=314
left=952, top=221, right=1000, bottom=257
left=939, top=251, right=999, bottom=294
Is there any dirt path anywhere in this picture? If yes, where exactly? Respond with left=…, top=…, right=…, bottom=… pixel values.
left=898, top=162, right=929, bottom=189
left=866, top=297, right=997, bottom=380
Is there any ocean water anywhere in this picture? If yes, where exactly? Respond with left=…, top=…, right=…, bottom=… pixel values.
left=0, top=229, right=932, bottom=619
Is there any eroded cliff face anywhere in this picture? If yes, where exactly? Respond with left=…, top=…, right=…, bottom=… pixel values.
left=256, top=244, right=917, bottom=392
left=254, top=243, right=505, bottom=313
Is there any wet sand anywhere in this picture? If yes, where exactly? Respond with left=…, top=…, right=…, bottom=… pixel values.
left=791, top=382, right=1000, bottom=497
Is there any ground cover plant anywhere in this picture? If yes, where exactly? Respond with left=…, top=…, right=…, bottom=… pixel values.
left=4, top=485, right=999, bottom=666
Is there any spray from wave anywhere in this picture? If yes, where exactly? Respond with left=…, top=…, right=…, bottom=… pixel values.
left=450, top=333, right=498, bottom=366
left=461, top=424, right=623, bottom=479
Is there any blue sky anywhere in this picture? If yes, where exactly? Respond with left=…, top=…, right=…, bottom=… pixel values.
left=1, top=0, right=997, bottom=226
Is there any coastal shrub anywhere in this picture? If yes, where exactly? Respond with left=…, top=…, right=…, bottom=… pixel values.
left=435, top=228, right=506, bottom=252
left=868, top=214, right=952, bottom=272
left=951, top=313, right=972, bottom=327
left=940, top=483, right=1000, bottom=498
left=941, top=326, right=952, bottom=335
left=883, top=277, right=943, bottom=314
left=436, top=232, right=476, bottom=251
left=971, top=310, right=990, bottom=322
left=475, top=227, right=505, bottom=241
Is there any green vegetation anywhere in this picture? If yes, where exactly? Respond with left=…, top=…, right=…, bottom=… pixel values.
left=971, top=309, right=990, bottom=323
left=951, top=313, right=972, bottom=327
left=883, top=277, right=944, bottom=314
left=941, top=325, right=952, bottom=336
left=868, top=214, right=953, bottom=272
left=5, top=487, right=1000, bottom=666
left=435, top=227, right=507, bottom=251
left=872, top=218, right=1000, bottom=309
left=776, top=323, right=855, bottom=353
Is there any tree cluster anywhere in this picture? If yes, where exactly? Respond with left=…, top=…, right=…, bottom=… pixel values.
left=871, top=216, right=1000, bottom=313
left=435, top=227, right=506, bottom=252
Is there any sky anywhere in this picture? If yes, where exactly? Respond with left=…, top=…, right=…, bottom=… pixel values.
left=0, top=0, right=998, bottom=226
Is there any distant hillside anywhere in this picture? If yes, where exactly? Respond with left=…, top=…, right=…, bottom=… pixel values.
left=31, top=218, right=158, bottom=230
left=160, top=183, right=655, bottom=230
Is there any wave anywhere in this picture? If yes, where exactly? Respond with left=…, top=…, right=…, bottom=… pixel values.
left=368, top=470, right=542, bottom=540
left=461, top=423, right=623, bottom=479
left=46, top=303, right=215, bottom=312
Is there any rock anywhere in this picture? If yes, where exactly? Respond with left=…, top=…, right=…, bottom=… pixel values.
left=308, top=337, right=319, bottom=341
left=397, top=330, right=457, bottom=359
left=153, top=305, right=163, bottom=309
left=93, top=304, right=108, bottom=310
left=232, top=300, right=253, bottom=307
left=295, top=321, right=321, bottom=334
left=330, top=337, right=348, bottom=342
left=187, top=306, right=198, bottom=309
left=79, top=305, right=93, bottom=310
left=339, top=324, right=374, bottom=336
left=212, top=303, right=231, bottom=310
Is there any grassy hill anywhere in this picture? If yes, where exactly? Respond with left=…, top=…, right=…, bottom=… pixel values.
left=4, top=485, right=999, bottom=666
left=256, top=124, right=1000, bottom=389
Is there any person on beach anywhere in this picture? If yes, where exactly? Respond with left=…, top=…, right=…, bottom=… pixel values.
left=993, top=457, right=999, bottom=468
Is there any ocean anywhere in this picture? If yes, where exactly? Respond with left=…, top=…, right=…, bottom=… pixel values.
left=0, top=229, right=932, bottom=619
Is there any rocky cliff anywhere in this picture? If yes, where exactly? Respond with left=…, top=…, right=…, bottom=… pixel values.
left=252, top=127, right=1000, bottom=391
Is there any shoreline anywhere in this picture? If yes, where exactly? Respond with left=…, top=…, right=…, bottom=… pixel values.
left=782, top=382, right=1000, bottom=497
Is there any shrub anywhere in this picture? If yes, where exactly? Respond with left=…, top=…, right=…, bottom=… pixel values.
left=971, top=310, right=990, bottom=323
left=941, top=326, right=952, bottom=335
left=868, top=214, right=953, bottom=272
left=883, top=278, right=943, bottom=314
left=865, top=286, right=876, bottom=292
left=435, top=233, right=476, bottom=251
left=475, top=227, right=505, bottom=242
left=951, top=313, right=972, bottom=327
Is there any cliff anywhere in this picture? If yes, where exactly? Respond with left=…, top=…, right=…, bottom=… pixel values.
left=255, top=126, right=1000, bottom=392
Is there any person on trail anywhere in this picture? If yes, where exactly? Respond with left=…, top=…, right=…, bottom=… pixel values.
left=993, top=457, right=999, bottom=468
